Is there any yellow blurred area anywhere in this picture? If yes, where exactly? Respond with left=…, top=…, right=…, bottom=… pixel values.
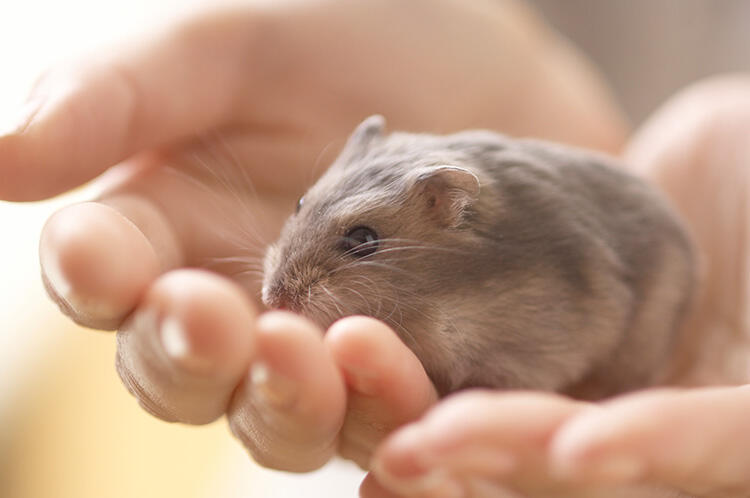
left=0, top=1, right=364, bottom=497
left=0, top=282, right=362, bottom=498
left=2, top=319, right=232, bottom=498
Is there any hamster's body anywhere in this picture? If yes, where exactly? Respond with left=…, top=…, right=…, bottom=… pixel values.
left=262, top=116, right=695, bottom=398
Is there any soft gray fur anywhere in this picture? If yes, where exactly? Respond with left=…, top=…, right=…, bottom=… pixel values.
left=263, top=116, right=695, bottom=398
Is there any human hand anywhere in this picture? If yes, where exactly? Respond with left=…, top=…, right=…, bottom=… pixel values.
left=366, top=386, right=750, bottom=498
left=363, top=75, right=750, bottom=497
left=0, top=0, right=626, bottom=473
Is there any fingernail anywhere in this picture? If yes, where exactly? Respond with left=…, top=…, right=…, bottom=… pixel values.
left=41, top=254, right=121, bottom=324
left=41, top=254, right=73, bottom=305
left=250, top=362, right=298, bottom=409
left=160, top=317, right=214, bottom=372
left=161, top=316, right=191, bottom=358
left=0, top=96, right=46, bottom=137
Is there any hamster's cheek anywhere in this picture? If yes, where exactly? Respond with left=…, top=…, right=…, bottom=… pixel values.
left=262, top=243, right=280, bottom=274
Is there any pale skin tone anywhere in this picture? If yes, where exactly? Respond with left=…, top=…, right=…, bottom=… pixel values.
left=1, top=0, right=748, bottom=496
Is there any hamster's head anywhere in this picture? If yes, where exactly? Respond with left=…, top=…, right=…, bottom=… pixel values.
left=262, top=115, right=482, bottom=340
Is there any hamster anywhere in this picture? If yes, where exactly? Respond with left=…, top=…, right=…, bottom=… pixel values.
left=262, top=116, right=695, bottom=399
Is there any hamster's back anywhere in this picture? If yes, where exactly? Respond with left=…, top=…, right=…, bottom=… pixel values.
left=450, top=133, right=695, bottom=397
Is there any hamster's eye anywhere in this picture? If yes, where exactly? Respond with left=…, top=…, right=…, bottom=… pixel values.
left=295, top=196, right=305, bottom=214
left=342, top=226, right=379, bottom=258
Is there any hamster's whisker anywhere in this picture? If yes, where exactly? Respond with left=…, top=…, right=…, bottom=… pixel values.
left=381, top=301, right=419, bottom=349
left=195, top=133, right=259, bottom=200
left=344, top=261, right=419, bottom=278
left=162, top=165, right=269, bottom=254
left=336, top=240, right=470, bottom=268
left=199, top=255, right=266, bottom=278
left=372, top=245, right=470, bottom=257
left=382, top=299, right=398, bottom=323
left=339, top=239, right=380, bottom=258
left=202, top=255, right=263, bottom=266
left=320, top=284, right=345, bottom=317
left=313, top=300, right=339, bottom=329
left=390, top=298, right=434, bottom=323
left=231, top=268, right=266, bottom=278
left=189, top=149, right=271, bottom=247
left=179, top=134, right=276, bottom=249
left=205, top=132, right=263, bottom=203
left=349, top=275, right=383, bottom=316
left=341, top=285, right=371, bottom=314
left=308, top=139, right=339, bottom=186
left=304, top=300, right=327, bottom=326
left=351, top=273, right=376, bottom=284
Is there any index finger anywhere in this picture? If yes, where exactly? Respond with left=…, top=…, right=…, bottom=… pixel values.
left=0, top=5, right=265, bottom=201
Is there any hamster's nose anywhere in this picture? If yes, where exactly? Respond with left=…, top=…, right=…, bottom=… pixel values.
left=262, top=280, right=298, bottom=311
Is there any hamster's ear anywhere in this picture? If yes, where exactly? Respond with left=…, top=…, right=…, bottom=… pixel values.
left=337, top=115, right=386, bottom=164
left=412, top=166, right=481, bottom=228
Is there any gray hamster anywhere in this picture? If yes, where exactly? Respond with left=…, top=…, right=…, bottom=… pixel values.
left=262, top=116, right=695, bottom=399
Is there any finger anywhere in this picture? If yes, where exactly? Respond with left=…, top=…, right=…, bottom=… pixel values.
left=360, top=474, right=402, bottom=498
left=116, top=269, right=256, bottom=424
left=363, top=473, right=524, bottom=498
left=372, top=391, right=586, bottom=497
left=550, top=386, right=750, bottom=495
left=227, top=311, right=347, bottom=472
left=0, top=5, right=266, bottom=201
left=40, top=196, right=181, bottom=330
left=326, top=317, right=439, bottom=469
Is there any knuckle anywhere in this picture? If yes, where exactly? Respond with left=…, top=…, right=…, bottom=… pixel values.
left=115, top=351, right=180, bottom=423
left=227, top=403, right=336, bottom=472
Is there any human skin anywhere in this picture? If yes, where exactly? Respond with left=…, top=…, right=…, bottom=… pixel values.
left=366, top=76, right=750, bottom=498
left=4, top=0, right=749, bottom=496
left=4, top=0, right=748, bottom=496
left=0, top=0, right=628, bottom=478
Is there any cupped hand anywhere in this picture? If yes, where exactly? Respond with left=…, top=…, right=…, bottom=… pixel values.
left=366, top=387, right=750, bottom=498
left=365, top=76, right=750, bottom=497
left=1, top=0, right=626, bottom=473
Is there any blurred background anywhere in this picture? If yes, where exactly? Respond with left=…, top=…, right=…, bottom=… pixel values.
left=0, top=1, right=747, bottom=497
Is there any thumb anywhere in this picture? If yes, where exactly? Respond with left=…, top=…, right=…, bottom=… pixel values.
left=0, top=5, right=264, bottom=201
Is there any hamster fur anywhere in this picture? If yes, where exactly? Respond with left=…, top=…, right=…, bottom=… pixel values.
left=262, top=116, right=695, bottom=399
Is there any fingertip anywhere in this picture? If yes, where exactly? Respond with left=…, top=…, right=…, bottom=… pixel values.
left=331, top=318, right=437, bottom=469
left=40, top=201, right=160, bottom=329
left=547, top=414, right=602, bottom=481
left=254, top=311, right=330, bottom=379
left=257, top=310, right=324, bottom=339
left=116, top=269, right=258, bottom=424
left=327, top=317, right=399, bottom=373
left=326, top=316, right=433, bottom=400
left=150, top=269, right=258, bottom=377
left=226, top=311, right=347, bottom=471
left=327, top=316, right=399, bottom=354
left=252, top=310, right=347, bottom=422
left=373, top=424, right=433, bottom=482
left=548, top=405, right=648, bottom=483
left=359, top=472, right=403, bottom=498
